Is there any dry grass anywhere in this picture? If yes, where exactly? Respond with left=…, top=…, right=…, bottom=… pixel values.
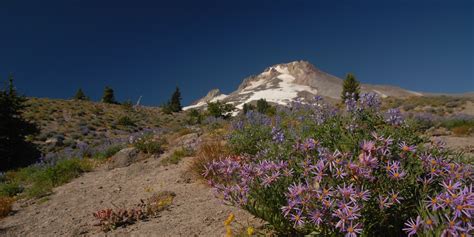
left=452, top=125, right=472, bottom=136
left=0, top=197, right=14, bottom=218
left=188, top=140, right=231, bottom=179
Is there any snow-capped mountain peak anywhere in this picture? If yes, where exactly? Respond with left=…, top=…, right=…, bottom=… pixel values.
left=183, top=60, right=422, bottom=110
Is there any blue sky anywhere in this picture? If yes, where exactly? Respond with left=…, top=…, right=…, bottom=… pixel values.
left=1, top=0, right=472, bottom=105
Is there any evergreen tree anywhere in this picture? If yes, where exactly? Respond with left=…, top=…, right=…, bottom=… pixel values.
left=169, top=87, right=182, bottom=112
left=207, top=101, right=235, bottom=119
left=341, top=73, right=361, bottom=101
left=256, top=99, right=270, bottom=114
left=0, top=75, right=39, bottom=171
left=101, top=86, right=117, bottom=104
left=242, top=103, right=255, bottom=114
left=73, top=88, right=88, bottom=100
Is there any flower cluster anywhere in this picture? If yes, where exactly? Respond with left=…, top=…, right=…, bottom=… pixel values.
left=203, top=93, right=472, bottom=236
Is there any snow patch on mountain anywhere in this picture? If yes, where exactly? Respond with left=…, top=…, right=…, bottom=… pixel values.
left=235, top=72, right=318, bottom=109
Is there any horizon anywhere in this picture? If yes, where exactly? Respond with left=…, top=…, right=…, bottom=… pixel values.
left=1, top=0, right=473, bottom=106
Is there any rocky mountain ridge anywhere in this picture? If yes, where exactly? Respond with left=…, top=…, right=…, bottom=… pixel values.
left=184, top=60, right=423, bottom=110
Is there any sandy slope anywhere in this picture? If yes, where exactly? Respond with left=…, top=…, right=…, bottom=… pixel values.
left=0, top=155, right=261, bottom=236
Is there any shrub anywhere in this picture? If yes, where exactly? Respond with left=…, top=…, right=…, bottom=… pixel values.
left=441, top=114, right=474, bottom=129
left=242, top=103, right=255, bottom=115
left=207, top=100, right=235, bottom=119
left=133, top=134, right=165, bottom=154
left=187, top=109, right=203, bottom=125
left=93, top=145, right=124, bottom=160
left=0, top=196, right=14, bottom=218
left=117, top=116, right=136, bottom=127
left=160, top=147, right=195, bottom=166
left=228, top=111, right=272, bottom=155
left=2, top=158, right=93, bottom=198
left=121, top=100, right=133, bottom=110
left=0, top=182, right=23, bottom=197
left=203, top=93, right=473, bottom=236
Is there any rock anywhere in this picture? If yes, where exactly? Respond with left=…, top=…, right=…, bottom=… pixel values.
left=176, top=133, right=201, bottom=150
left=427, top=127, right=451, bottom=136
left=107, top=147, right=140, bottom=169
left=45, top=136, right=64, bottom=146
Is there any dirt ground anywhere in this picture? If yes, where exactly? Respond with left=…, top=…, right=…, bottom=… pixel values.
left=0, top=155, right=261, bottom=237
left=1, top=134, right=472, bottom=237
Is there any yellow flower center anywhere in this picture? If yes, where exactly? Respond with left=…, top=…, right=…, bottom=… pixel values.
left=247, top=226, right=254, bottom=236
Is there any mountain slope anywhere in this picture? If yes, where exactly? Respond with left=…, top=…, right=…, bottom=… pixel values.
left=184, top=60, right=422, bottom=110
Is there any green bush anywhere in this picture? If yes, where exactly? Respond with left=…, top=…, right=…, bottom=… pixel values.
left=133, top=135, right=165, bottom=154
left=186, top=109, right=203, bottom=125
left=93, top=145, right=124, bottom=160
left=203, top=93, right=473, bottom=236
left=0, top=182, right=23, bottom=197
left=117, top=116, right=136, bottom=127
left=1, top=158, right=93, bottom=198
left=207, top=100, right=235, bottom=119
left=160, top=147, right=195, bottom=165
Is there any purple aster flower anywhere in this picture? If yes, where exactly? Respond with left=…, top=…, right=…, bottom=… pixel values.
left=426, top=195, right=442, bottom=211
left=345, top=221, right=362, bottom=237
left=441, top=180, right=462, bottom=193
left=281, top=201, right=297, bottom=217
left=358, top=153, right=378, bottom=168
left=334, top=209, right=349, bottom=231
left=282, top=167, right=294, bottom=177
left=388, top=190, right=403, bottom=204
left=338, top=183, right=356, bottom=201
left=378, top=195, right=393, bottom=209
left=423, top=217, right=436, bottom=231
left=388, top=168, right=407, bottom=180
left=335, top=167, right=348, bottom=179
left=287, top=183, right=306, bottom=199
left=399, top=141, right=416, bottom=153
left=344, top=204, right=361, bottom=221
left=261, top=171, right=281, bottom=187
left=403, top=216, right=422, bottom=237
left=322, top=198, right=334, bottom=209
left=361, top=140, right=376, bottom=153
left=442, top=214, right=465, bottom=236
left=356, top=189, right=371, bottom=201
left=309, top=209, right=323, bottom=226
left=417, top=176, right=433, bottom=186
left=290, top=209, right=306, bottom=227
left=302, top=138, right=318, bottom=151
left=385, top=160, right=400, bottom=172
